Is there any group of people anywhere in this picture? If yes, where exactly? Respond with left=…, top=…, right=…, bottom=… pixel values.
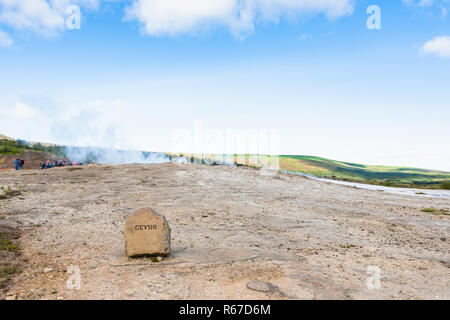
left=14, top=159, right=25, bottom=170
left=40, top=159, right=75, bottom=169
left=13, top=158, right=84, bottom=171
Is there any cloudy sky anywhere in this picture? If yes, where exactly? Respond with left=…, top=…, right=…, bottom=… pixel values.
left=0, top=0, right=449, bottom=170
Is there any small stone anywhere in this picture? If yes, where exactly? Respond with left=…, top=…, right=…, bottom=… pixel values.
left=43, top=267, right=54, bottom=273
left=246, top=280, right=276, bottom=293
left=125, top=289, right=136, bottom=297
left=6, top=293, right=17, bottom=300
left=124, top=207, right=171, bottom=257
left=162, top=274, right=177, bottom=281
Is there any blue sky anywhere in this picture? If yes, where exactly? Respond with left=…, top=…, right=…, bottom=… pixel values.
left=0, top=0, right=449, bottom=170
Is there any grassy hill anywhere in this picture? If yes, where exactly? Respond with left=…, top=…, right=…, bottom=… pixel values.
left=170, top=153, right=450, bottom=189
left=279, top=155, right=450, bottom=189
left=0, top=134, right=14, bottom=141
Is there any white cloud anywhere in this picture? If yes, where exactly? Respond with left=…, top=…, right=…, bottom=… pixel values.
left=13, top=102, right=38, bottom=118
left=418, top=0, right=434, bottom=7
left=402, top=0, right=450, bottom=13
left=89, top=98, right=126, bottom=112
left=0, top=29, right=12, bottom=46
left=0, top=96, right=127, bottom=148
left=0, top=102, right=38, bottom=119
left=0, top=0, right=355, bottom=39
left=402, top=0, right=434, bottom=6
left=422, top=36, right=450, bottom=58
left=0, top=0, right=100, bottom=36
left=125, top=0, right=355, bottom=37
left=299, top=33, right=312, bottom=40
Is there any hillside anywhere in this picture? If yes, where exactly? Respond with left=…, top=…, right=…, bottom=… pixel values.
left=279, top=155, right=450, bottom=189
left=0, top=139, right=62, bottom=170
left=0, top=134, right=14, bottom=141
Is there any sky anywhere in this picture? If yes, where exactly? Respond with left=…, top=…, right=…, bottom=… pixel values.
left=0, top=0, right=449, bottom=170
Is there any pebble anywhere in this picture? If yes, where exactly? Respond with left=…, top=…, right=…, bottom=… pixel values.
left=6, top=293, right=17, bottom=300
left=43, top=267, right=54, bottom=273
left=162, top=274, right=177, bottom=281
left=246, top=280, right=275, bottom=293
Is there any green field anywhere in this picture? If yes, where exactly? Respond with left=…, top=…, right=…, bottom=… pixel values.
left=278, top=155, right=450, bottom=190
left=175, top=153, right=450, bottom=190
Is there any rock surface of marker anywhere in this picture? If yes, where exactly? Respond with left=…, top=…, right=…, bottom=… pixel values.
left=124, top=207, right=171, bottom=257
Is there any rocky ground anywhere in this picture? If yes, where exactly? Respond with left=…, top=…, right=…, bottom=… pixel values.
left=0, top=162, right=449, bottom=300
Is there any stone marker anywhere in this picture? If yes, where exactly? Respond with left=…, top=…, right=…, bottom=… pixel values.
left=124, top=207, right=171, bottom=257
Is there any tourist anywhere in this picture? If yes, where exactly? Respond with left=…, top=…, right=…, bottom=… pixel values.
left=36, top=159, right=74, bottom=170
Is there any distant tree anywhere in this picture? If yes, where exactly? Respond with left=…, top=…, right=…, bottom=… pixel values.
left=34, top=142, right=43, bottom=151
left=16, top=139, right=28, bottom=147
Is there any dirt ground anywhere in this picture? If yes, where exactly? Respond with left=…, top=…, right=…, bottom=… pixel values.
left=0, top=225, right=22, bottom=296
left=0, top=162, right=449, bottom=300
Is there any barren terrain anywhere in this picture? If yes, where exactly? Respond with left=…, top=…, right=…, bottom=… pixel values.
left=0, top=163, right=449, bottom=300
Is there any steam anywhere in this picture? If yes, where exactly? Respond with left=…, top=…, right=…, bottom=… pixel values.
left=63, top=146, right=170, bottom=164
left=170, top=155, right=236, bottom=166
left=62, top=145, right=241, bottom=167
